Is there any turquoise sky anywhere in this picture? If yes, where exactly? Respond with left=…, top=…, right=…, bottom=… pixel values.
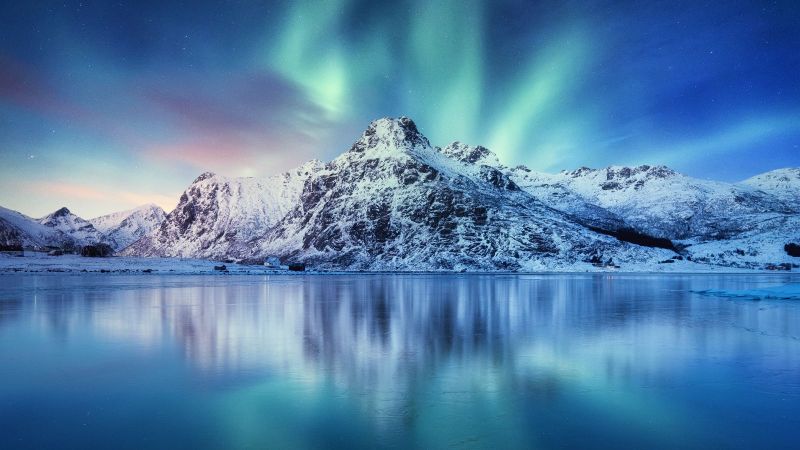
left=1, top=0, right=798, bottom=217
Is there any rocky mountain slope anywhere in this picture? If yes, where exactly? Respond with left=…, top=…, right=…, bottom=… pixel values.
left=0, top=206, right=72, bottom=249
left=507, top=165, right=794, bottom=241
left=126, top=117, right=674, bottom=270
left=122, top=161, right=323, bottom=258
left=420, top=141, right=800, bottom=268
left=1, top=204, right=168, bottom=252
left=37, top=207, right=107, bottom=247
left=7, top=116, right=798, bottom=271
left=442, top=143, right=629, bottom=233
left=120, top=117, right=799, bottom=270
left=432, top=141, right=798, bottom=253
left=740, top=168, right=800, bottom=205
left=499, top=161, right=798, bottom=270
left=90, top=204, right=167, bottom=250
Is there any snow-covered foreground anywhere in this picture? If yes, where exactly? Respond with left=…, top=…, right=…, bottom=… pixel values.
left=0, top=253, right=287, bottom=275
left=0, top=251, right=772, bottom=274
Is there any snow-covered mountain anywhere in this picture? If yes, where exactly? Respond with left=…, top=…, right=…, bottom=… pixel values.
left=122, top=161, right=324, bottom=258
left=37, top=207, right=106, bottom=247
left=90, top=204, right=167, bottom=250
left=683, top=213, right=800, bottom=268
left=499, top=163, right=800, bottom=269
left=740, top=168, right=800, bottom=206
left=120, top=117, right=799, bottom=270
left=9, top=116, right=798, bottom=271
left=0, top=206, right=72, bottom=249
left=432, top=142, right=797, bottom=256
left=507, top=165, right=793, bottom=241
left=442, top=143, right=629, bottom=233
left=0, top=204, right=168, bottom=251
left=126, top=117, right=674, bottom=270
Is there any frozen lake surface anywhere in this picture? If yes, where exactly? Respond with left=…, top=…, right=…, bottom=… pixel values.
left=1, top=273, right=799, bottom=449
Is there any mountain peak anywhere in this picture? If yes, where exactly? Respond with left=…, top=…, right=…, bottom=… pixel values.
left=607, top=165, right=677, bottom=179
left=51, top=207, right=72, bottom=217
left=562, top=165, right=677, bottom=180
left=294, top=159, right=325, bottom=176
left=135, top=203, right=166, bottom=215
left=744, top=167, right=800, bottom=182
left=371, top=116, right=420, bottom=135
left=349, top=116, right=430, bottom=154
left=741, top=167, right=800, bottom=202
left=193, top=172, right=218, bottom=183
left=441, top=141, right=500, bottom=166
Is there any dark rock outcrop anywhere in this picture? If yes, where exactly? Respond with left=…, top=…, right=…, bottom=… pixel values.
left=81, top=243, right=114, bottom=257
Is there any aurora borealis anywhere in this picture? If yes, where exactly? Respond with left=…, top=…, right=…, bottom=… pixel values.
left=1, top=0, right=799, bottom=217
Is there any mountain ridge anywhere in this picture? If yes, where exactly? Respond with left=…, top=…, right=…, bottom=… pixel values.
left=4, top=116, right=799, bottom=271
left=229, top=117, right=669, bottom=270
left=118, top=116, right=798, bottom=270
left=89, top=204, right=167, bottom=250
left=0, top=204, right=167, bottom=252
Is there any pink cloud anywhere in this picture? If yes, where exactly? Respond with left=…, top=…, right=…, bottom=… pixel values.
left=141, top=131, right=325, bottom=176
left=1, top=57, right=340, bottom=176
left=117, top=192, right=178, bottom=212
left=32, top=181, right=110, bottom=201
left=25, top=181, right=178, bottom=216
left=137, top=72, right=339, bottom=175
left=143, top=135, right=255, bottom=173
left=142, top=72, right=330, bottom=135
left=0, top=55, right=146, bottom=147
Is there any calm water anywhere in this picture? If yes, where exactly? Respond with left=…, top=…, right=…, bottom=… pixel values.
left=1, top=274, right=799, bottom=449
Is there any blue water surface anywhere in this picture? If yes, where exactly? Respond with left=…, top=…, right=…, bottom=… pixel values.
left=1, top=273, right=799, bottom=449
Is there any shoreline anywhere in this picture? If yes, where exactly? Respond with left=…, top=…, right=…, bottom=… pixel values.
left=2, top=253, right=797, bottom=276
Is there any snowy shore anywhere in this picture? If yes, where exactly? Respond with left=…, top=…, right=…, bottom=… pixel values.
left=0, top=253, right=286, bottom=275
left=1, top=252, right=790, bottom=275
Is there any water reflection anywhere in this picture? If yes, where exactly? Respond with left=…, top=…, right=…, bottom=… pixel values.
left=1, top=274, right=799, bottom=448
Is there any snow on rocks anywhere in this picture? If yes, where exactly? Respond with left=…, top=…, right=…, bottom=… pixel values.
left=237, top=117, right=673, bottom=270
left=740, top=168, right=800, bottom=206
left=37, top=207, right=107, bottom=247
left=0, top=206, right=73, bottom=249
left=121, top=160, right=324, bottom=259
left=90, top=204, right=167, bottom=250
left=5, top=116, right=798, bottom=272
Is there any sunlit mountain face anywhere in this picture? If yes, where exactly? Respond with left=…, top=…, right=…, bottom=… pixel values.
left=0, top=0, right=798, bottom=218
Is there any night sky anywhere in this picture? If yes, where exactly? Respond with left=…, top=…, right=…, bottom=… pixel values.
left=1, top=0, right=799, bottom=217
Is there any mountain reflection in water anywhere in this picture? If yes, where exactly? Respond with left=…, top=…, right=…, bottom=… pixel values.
left=1, top=274, right=799, bottom=449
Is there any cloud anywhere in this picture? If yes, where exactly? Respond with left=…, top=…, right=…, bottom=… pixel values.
left=24, top=181, right=178, bottom=217
left=0, top=55, right=143, bottom=145
left=0, top=55, right=339, bottom=177
left=31, top=181, right=109, bottom=201
left=649, top=113, right=800, bottom=167
left=142, top=135, right=254, bottom=174
left=116, top=192, right=179, bottom=212
left=139, top=71, right=339, bottom=175
left=0, top=56, right=67, bottom=113
left=144, top=72, right=331, bottom=133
